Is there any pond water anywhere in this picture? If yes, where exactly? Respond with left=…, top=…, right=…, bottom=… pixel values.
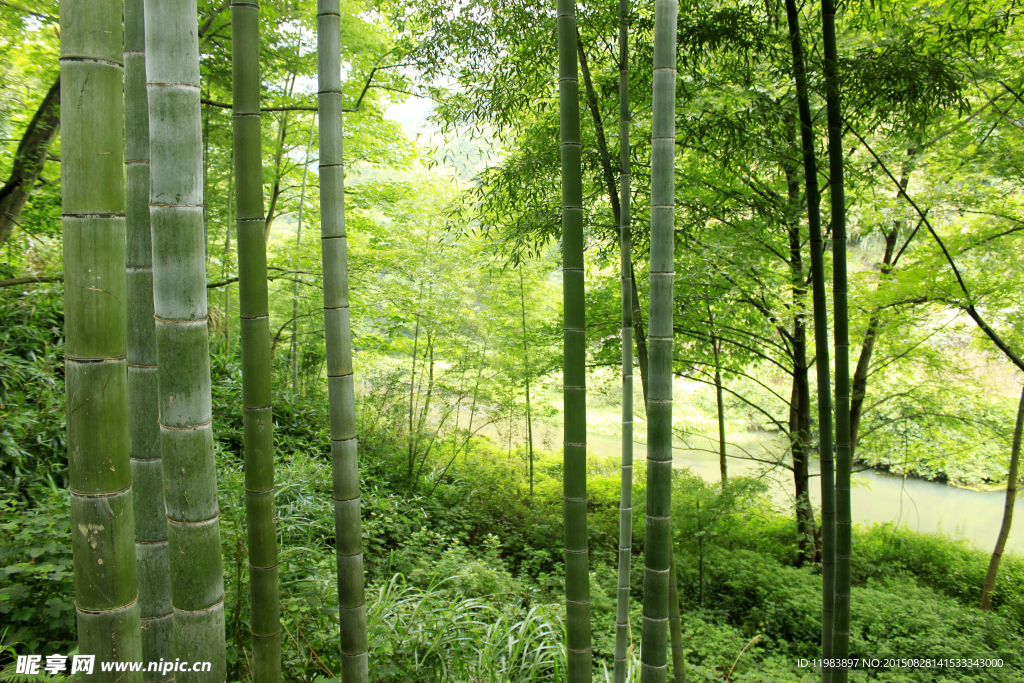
left=583, top=430, right=1024, bottom=553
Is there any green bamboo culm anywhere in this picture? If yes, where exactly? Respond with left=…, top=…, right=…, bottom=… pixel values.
left=317, top=1, right=369, bottom=679
left=557, top=0, right=592, bottom=680
left=613, top=0, right=634, bottom=680
left=231, top=0, right=281, bottom=680
left=144, top=0, right=227, bottom=676
left=782, top=1, right=836, bottom=678
left=820, top=0, right=852, bottom=679
left=125, top=0, right=173, bottom=675
left=668, top=553, right=685, bottom=682
left=641, top=1, right=677, bottom=681
left=61, top=0, right=144, bottom=677
left=613, top=0, right=634, bottom=678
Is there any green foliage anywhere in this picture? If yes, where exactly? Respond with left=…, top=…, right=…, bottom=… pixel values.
left=0, top=289, right=65, bottom=499
left=852, top=523, right=1024, bottom=629
left=0, top=493, right=75, bottom=654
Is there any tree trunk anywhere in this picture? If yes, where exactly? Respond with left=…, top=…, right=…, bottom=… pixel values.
left=407, top=310, right=421, bottom=486
left=575, top=34, right=651, bottom=404
left=641, top=1, right=677, bottom=681
left=232, top=0, right=281, bottom=679
left=61, top=0, right=143, bottom=676
left=819, top=0, right=852, bottom=677
left=980, top=384, right=1024, bottom=610
left=557, top=1, right=592, bottom=678
left=292, top=123, right=315, bottom=392
left=849, top=153, right=915, bottom=452
left=711, top=330, right=727, bottom=489
left=613, top=0, right=634, bottom=678
left=0, top=77, right=60, bottom=246
left=264, top=103, right=291, bottom=241
left=144, top=0, right=227, bottom=674
left=124, top=0, right=172, bottom=675
left=224, top=152, right=234, bottom=352
left=317, top=5, right=369, bottom=678
left=519, top=266, right=535, bottom=495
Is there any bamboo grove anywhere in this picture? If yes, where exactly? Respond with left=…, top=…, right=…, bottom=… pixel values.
left=35, top=0, right=1023, bottom=680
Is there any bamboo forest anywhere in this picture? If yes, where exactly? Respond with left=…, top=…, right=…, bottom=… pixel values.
left=5, top=0, right=1024, bottom=680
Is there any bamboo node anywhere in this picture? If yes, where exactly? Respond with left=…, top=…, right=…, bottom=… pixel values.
left=70, top=482, right=132, bottom=498
left=60, top=56, right=124, bottom=68
left=172, top=596, right=225, bottom=615
left=75, top=593, right=140, bottom=615
left=158, top=417, right=214, bottom=431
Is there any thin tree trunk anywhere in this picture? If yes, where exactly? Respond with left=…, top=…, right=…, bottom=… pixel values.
left=224, top=152, right=234, bottom=352
left=407, top=310, right=421, bottom=486
left=264, top=99, right=292, bottom=241
left=980, top=384, right=1024, bottom=610
left=711, top=327, right=727, bottom=489
left=613, top=1, right=634, bottom=679
left=144, top=0, right=227, bottom=673
left=849, top=153, right=915, bottom=452
left=576, top=35, right=651, bottom=403
left=558, top=0, right=592, bottom=678
left=62, top=0, right=143, bottom=676
left=317, top=5, right=369, bottom=677
left=232, top=0, right=280, bottom=678
left=292, top=123, right=315, bottom=392
left=520, top=266, right=534, bottom=495
left=0, top=77, right=60, bottom=246
left=820, top=0, right=853, bottom=676
left=784, top=0, right=836, bottom=669
left=641, top=1, right=678, bottom=680
left=125, top=0, right=172, bottom=674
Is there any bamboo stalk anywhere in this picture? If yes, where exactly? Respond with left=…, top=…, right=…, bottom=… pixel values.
left=144, top=0, right=227, bottom=675
left=557, top=0, right=592, bottom=679
left=317, top=1, right=369, bottom=678
left=613, top=0, right=634, bottom=679
left=820, top=1, right=852, bottom=678
left=61, top=0, right=144, bottom=676
left=231, top=1, right=281, bottom=680
left=641, top=1, right=677, bottom=681
left=783, top=0, right=836, bottom=676
left=125, top=0, right=172, bottom=674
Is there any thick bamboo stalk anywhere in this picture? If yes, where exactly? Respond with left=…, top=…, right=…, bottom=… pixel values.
left=125, top=0, right=172, bottom=675
left=317, top=2, right=368, bottom=679
left=61, top=0, right=143, bottom=677
left=981, top=384, right=1024, bottom=610
left=231, top=1, right=280, bottom=680
left=783, top=0, right=836, bottom=677
left=820, top=1, right=852, bottom=678
left=557, top=1, right=591, bottom=680
left=144, top=0, right=227, bottom=677
left=613, top=0, right=633, bottom=680
left=641, top=2, right=677, bottom=682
